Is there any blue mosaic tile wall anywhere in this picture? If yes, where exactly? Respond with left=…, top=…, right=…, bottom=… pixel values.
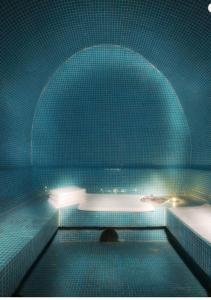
left=32, top=45, right=191, bottom=168
left=56, top=229, right=167, bottom=242
left=1, top=0, right=211, bottom=168
left=33, top=167, right=188, bottom=195
left=34, top=166, right=211, bottom=202
left=184, top=170, right=211, bottom=203
left=167, top=209, right=211, bottom=278
left=0, top=168, right=34, bottom=214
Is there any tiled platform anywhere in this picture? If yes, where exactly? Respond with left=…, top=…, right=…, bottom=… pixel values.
left=59, top=205, right=165, bottom=227
left=0, top=199, right=58, bottom=296
left=167, top=209, right=211, bottom=278
left=17, top=230, right=207, bottom=297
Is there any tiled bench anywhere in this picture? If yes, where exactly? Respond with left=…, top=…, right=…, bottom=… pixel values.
left=0, top=200, right=58, bottom=296
left=167, top=206, right=211, bottom=278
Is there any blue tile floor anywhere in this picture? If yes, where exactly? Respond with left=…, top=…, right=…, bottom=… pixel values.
left=17, top=230, right=207, bottom=297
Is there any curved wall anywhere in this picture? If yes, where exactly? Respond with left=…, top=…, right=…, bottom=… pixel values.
left=0, top=0, right=211, bottom=211
left=32, top=45, right=191, bottom=168
left=1, top=0, right=211, bottom=168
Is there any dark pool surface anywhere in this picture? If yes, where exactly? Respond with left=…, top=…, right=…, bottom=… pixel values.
left=17, top=230, right=207, bottom=297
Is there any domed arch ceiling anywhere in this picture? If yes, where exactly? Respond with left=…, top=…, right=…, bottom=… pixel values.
left=32, top=45, right=191, bottom=168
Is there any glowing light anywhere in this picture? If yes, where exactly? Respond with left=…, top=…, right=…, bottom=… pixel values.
left=172, top=197, right=177, bottom=203
left=170, top=197, right=180, bottom=207
left=49, top=187, right=86, bottom=208
left=208, top=3, right=211, bottom=12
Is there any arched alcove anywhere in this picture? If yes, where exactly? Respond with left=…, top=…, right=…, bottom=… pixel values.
left=32, top=45, right=191, bottom=168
